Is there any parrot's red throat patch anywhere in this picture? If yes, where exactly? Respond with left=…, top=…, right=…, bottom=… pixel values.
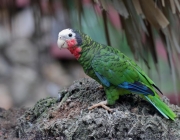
left=67, top=39, right=82, bottom=59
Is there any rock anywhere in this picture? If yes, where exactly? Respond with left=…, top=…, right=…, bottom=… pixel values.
left=12, top=8, right=34, bottom=39
left=10, top=66, right=37, bottom=105
left=66, top=62, right=88, bottom=79
left=46, top=82, right=61, bottom=97
left=0, top=56, right=10, bottom=77
left=43, top=63, right=72, bottom=87
left=0, top=26, right=11, bottom=47
left=23, top=81, right=50, bottom=108
left=16, top=78, right=180, bottom=140
left=40, top=16, right=52, bottom=34
left=6, top=39, right=37, bottom=65
left=16, top=0, right=30, bottom=8
left=0, top=84, right=12, bottom=110
left=43, top=62, right=73, bottom=98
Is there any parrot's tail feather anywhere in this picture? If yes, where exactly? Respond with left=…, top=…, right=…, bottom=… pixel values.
left=152, top=84, right=163, bottom=95
left=144, top=96, right=169, bottom=119
left=118, top=82, right=154, bottom=96
left=144, top=96, right=176, bottom=120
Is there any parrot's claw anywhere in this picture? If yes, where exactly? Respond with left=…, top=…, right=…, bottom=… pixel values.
left=88, top=100, right=113, bottom=112
left=98, top=85, right=104, bottom=89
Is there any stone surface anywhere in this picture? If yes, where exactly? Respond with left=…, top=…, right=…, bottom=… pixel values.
left=12, top=8, right=34, bottom=39
left=0, top=56, right=10, bottom=77
left=6, top=39, right=37, bottom=65
left=0, top=84, right=12, bottom=109
left=10, top=66, right=37, bottom=105
left=0, top=26, right=11, bottom=46
left=43, top=63, right=72, bottom=86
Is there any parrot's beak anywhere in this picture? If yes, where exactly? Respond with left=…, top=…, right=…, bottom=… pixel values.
left=57, top=38, right=68, bottom=49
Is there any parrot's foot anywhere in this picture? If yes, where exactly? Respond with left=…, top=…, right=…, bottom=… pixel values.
left=88, top=100, right=113, bottom=112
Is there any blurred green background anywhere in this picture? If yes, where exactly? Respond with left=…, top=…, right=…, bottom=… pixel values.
left=0, top=0, right=180, bottom=109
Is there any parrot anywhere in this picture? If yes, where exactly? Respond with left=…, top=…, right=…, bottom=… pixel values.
left=57, top=28, right=176, bottom=120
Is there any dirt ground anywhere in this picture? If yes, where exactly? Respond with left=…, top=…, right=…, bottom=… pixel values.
left=1, top=78, right=180, bottom=140
left=0, top=107, right=26, bottom=140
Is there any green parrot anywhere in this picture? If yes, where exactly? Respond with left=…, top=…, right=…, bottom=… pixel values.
left=57, top=28, right=176, bottom=120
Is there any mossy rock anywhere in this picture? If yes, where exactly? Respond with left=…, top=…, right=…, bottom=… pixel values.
left=16, top=78, right=180, bottom=140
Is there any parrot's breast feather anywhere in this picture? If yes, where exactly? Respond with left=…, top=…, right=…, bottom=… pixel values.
left=67, top=39, right=82, bottom=59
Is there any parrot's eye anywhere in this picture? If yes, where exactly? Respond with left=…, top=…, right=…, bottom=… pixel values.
left=68, top=33, right=72, bottom=37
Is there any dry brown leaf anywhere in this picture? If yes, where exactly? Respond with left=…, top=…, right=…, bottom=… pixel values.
left=174, top=0, right=180, bottom=13
left=120, top=15, right=144, bottom=61
left=132, top=0, right=143, bottom=15
left=120, top=15, right=136, bottom=57
left=123, top=0, right=142, bottom=35
left=170, top=0, right=176, bottom=14
left=170, top=28, right=180, bottom=53
left=162, top=0, right=165, bottom=7
left=139, top=0, right=169, bottom=29
left=162, top=28, right=178, bottom=103
left=102, top=10, right=111, bottom=46
left=75, top=0, right=84, bottom=29
left=99, top=0, right=108, bottom=10
left=159, top=30, right=172, bottom=72
left=146, top=23, right=158, bottom=64
left=112, top=0, right=129, bottom=18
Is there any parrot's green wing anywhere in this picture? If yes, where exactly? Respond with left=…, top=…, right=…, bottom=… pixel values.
left=91, top=47, right=156, bottom=96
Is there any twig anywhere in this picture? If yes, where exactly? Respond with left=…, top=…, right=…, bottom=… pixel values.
left=128, top=121, right=138, bottom=135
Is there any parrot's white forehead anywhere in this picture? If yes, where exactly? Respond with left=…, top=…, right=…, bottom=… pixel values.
left=58, top=28, right=75, bottom=38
